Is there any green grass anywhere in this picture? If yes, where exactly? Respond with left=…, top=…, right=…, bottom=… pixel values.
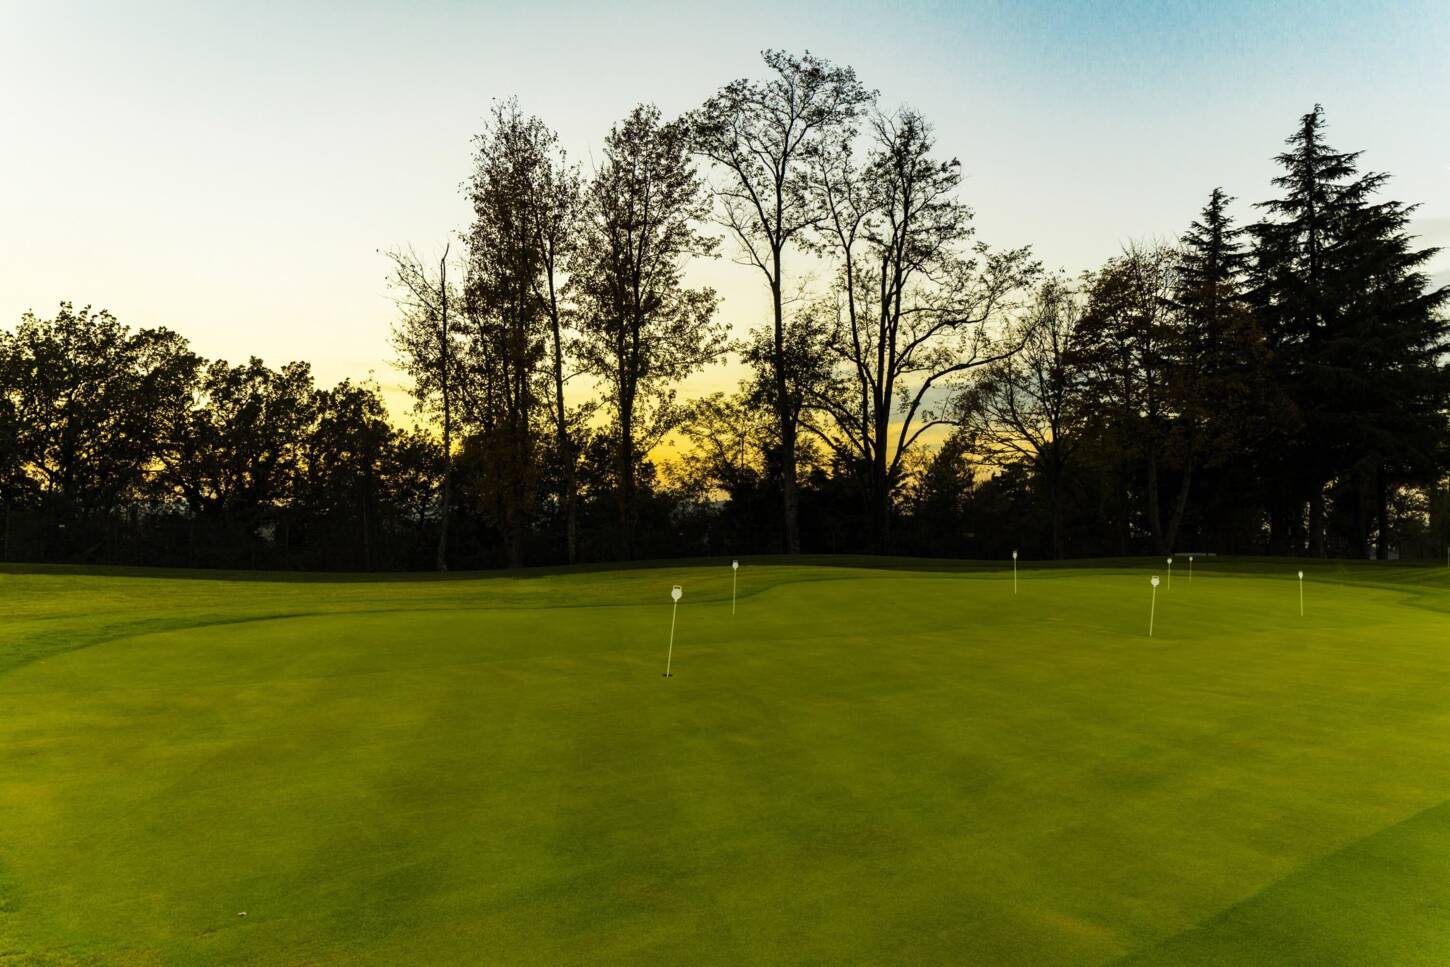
left=2, top=557, right=1449, bottom=964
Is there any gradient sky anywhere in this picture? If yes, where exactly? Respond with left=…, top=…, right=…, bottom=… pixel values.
left=4, top=0, right=1447, bottom=416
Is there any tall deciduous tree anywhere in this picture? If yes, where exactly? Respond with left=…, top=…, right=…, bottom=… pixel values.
left=520, top=114, right=586, bottom=563
left=465, top=99, right=552, bottom=568
left=387, top=244, right=461, bottom=570
left=573, top=103, right=725, bottom=558
left=692, top=50, right=872, bottom=554
left=810, top=108, right=1038, bottom=550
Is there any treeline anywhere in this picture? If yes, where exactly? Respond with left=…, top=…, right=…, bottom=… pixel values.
left=954, top=107, right=1448, bottom=561
left=4, top=52, right=1446, bottom=570
left=0, top=306, right=432, bottom=569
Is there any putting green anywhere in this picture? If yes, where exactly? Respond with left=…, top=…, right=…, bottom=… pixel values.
left=2, top=559, right=1449, bottom=964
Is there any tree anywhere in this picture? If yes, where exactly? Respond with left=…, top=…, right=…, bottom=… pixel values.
left=464, top=99, right=553, bottom=568
left=0, top=378, right=31, bottom=545
left=521, top=116, right=587, bottom=563
left=1250, top=104, right=1362, bottom=554
left=809, top=108, right=1039, bottom=550
left=1, top=304, right=197, bottom=528
left=298, top=379, right=393, bottom=571
left=1172, top=188, right=1274, bottom=552
left=740, top=306, right=838, bottom=514
left=675, top=390, right=772, bottom=503
left=385, top=425, right=446, bottom=557
left=902, top=431, right=975, bottom=557
left=958, top=275, right=1085, bottom=558
left=162, top=356, right=316, bottom=529
left=572, top=103, right=725, bottom=558
left=1343, top=197, right=1450, bottom=557
left=387, top=244, right=462, bottom=571
left=1075, top=243, right=1182, bottom=554
left=1251, top=105, right=1450, bottom=557
left=692, top=50, right=873, bottom=554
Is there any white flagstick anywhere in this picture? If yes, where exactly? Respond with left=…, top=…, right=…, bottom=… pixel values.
left=1012, top=550, right=1018, bottom=595
left=1166, top=557, right=1173, bottom=590
left=1298, top=570, right=1304, bottom=617
left=731, top=560, right=738, bottom=615
left=663, top=585, right=682, bottom=677
left=1189, top=556, right=1193, bottom=583
left=1149, top=575, right=1160, bottom=636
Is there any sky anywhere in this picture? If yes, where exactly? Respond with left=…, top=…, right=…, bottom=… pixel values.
left=3, top=0, right=1448, bottom=418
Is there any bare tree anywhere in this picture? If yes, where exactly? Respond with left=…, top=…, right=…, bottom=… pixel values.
left=522, top=117, right=586, bottom=563
left=572, top=104, right=725, bottom=558
left=691, top=50, right=872, bottom=554
left=957, top=275, right=1085, bottom=558
left=386, top=243, right=460, bottom=571
left=809, top=108, right=1039, bottom=549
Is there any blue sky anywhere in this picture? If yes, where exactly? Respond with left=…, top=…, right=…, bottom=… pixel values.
left=3, top=0, right=1447, bottom=408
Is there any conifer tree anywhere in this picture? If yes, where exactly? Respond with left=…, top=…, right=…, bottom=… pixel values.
left=1251, top=105, right=1449, bottom=556
left=1174, top=189, right=1273, bottom=546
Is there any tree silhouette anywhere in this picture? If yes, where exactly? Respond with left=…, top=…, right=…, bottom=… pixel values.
left=692, top=50, right=872, bottom=554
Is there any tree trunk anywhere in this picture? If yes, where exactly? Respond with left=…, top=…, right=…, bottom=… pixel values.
left=1118, top=456, right=1131, bottom=556
left=360, top=480, right=372, bottom=572
left=547, top=274, right=576, bottom=564
left=1351, top=465, right=1371, bottom=558
left=564, top=461, right=578, bottom=565
left=505, top=502, right=524, bottom=569
left=1308, top=486, right=1326, bottom=558
left=771, top=264, right=800, bottom=554
left=872, top=478, right=891, bottom=555
left=617, top=395, right=636, bottom=560
left=871, top=417, right=891, bottom=553
left=436, top=249, right=452, bottom=572
left=1269, top=494, right=1290, bottom=556
left=436, top=461, right=451, bottom=571
left=1049, top=482, right=1063, bottom=560
left=1046, top=447, right=1065, bottom=560
left=1146, top=451, right=1165, bottom=555
left=1164, top=447, right=1195, bottom=554
left=617, top=453, right=635, bottom=560
left=780, top=421, right=800, bottom=553
left=1375, top=462, right=1390, bottom=561
left=509, top=412, right=528, bottom=570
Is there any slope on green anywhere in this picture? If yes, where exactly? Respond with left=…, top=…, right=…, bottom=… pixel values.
left=1, top=558, right=1448, bottom=964
left=1116, top=797, right=1450, bottom=966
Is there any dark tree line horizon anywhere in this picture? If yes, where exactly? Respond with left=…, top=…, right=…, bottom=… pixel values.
left=3, top=52, right=1447, bottom=571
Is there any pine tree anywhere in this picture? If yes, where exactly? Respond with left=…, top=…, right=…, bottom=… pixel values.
left=1335, top=182, right=1450, bottom=557
left=1174, top=189, right=1274, bottom=549
left=1179, top=188, right=1250, bottom=359
left=1251, top=105, right=1450, bottom=557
